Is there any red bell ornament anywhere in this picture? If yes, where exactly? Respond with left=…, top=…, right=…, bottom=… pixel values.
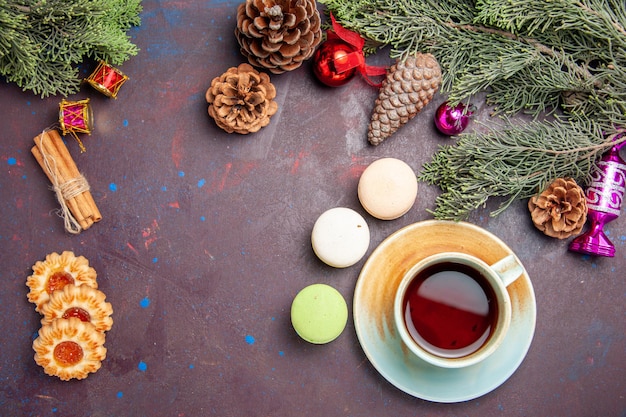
left=313, top=38, right=358, bottom=87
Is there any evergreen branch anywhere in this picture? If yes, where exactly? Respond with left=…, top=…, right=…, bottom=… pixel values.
left=418, top=121, right=626, bottom=220
left=0, top=0, right=142, bottom=97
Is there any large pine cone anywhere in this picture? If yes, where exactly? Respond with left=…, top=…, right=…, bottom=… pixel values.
left=528, top=177, right=587, bottom=239
left=206, top=63, right=278, bottom=134
left=235, top=0, right=322, bottom=74
left=368, top=53, right=441, bottom=146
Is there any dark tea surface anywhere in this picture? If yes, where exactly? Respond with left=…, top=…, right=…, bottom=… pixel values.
left=403, top=262, right=497, bottom=358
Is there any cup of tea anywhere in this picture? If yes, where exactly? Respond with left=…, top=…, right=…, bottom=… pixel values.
left=394, top=252, right=524, bottom=368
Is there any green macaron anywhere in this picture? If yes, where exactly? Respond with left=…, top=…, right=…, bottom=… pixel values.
left=291, top=284, right=348, bottom=344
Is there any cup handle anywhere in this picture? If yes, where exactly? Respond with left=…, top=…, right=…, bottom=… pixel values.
left=490, top=254, right=524, bottom=287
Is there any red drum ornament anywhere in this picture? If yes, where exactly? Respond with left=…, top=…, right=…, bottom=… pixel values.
left=313, top=38, right=358, bottom=87
left=86, top=61, right=128, bottom=98
left=59, top=99, right=93, bottom=152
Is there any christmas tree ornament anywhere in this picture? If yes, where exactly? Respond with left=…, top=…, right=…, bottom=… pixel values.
left=434, top=101, right=474, bottom=136
left=528, top=177, right=587, bottom=239
left=569, top=140, right=626, bottom=257
left=312, top=14, right=386, bottom=88
left=234, top=0, right=322, bottom=74
left=58, top=99, right=93, bottom=152
left=31, top=130, right=102, bottom=234
left=206, top=63, right=278, bottom=134
left=312, top=38, right=358, bottom=87
left=85, top=61, right=129, bottom=98
left=368, top=53, right=441, bottom=146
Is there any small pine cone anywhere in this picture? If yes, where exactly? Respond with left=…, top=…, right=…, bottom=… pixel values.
left=235, top=0, right=322, bottom=74
left=368, top=53, right=441, bottom=146
left=206, top=63, right=278, bottom=134
left=528, top=177, right=587, bottom=239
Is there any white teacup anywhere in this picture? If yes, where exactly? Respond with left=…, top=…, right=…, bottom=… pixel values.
left=394, top=252, right=524, bottom=368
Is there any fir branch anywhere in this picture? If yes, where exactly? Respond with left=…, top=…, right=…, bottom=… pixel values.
left=0, top=0, right=142, bottom=97
left=320, top=0, right=625, bottom=117
left=418, top=121, right=626, bottom=220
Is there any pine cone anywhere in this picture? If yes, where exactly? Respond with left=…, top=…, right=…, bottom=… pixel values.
left=368, top=53, right=441, bottom=146
left=206, top=63, right=278, bottom=134
left=528, top=177, right=587, bottom=239
left=235, top=0, right=322, bottom=74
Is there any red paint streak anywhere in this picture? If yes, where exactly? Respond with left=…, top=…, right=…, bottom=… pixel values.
left=15, top=197, right=23, bottom=209
left=171, top=131, right=184, bottom=169
left=339, top=155, right=368, bottom=181
left=201, top=161, right=258, bottom=195
left=142, top=219, right=160, bottom=250
left=12, top=234, right=21, bottom=241
left=217, top=162, right=233, bottom=192
left=127, top=242, right=139, bottom=256
left=168, top=201, right=180, bottom=209
left=291, top=150, right=308, bottom=174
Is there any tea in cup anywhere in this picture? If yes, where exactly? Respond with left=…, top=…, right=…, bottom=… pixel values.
left=394, top=252, right=524, bottom=368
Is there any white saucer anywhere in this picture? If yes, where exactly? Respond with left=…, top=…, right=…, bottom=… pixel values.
left=353, top=220, right=536, bottom=403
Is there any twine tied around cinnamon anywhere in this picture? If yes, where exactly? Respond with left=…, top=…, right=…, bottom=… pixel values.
left=32, top=129, right=102, bottom=234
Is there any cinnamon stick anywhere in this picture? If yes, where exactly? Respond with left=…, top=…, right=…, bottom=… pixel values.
left=31, top=130, right=101, bottom=233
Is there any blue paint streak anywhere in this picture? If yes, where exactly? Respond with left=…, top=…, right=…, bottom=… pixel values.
left=140, top=297, right=150, bottom=308
left=7, top=157, right=17, bottom=165
left=109, top=183, right=118, bottom=192
left=200, top=216, right=206, bottom=221
left=123, top=119, right=129, bottom=127
left=245, top=335, right=255, bottom=345
left=152, top=257, right=158, bottom=263
left=198, top=178, right=206, bottom=188
left=117, top=391, right=123, bottom=398
left=138, top=361, right=147, bottom=372
left=178, top=171, right=185, bottom=177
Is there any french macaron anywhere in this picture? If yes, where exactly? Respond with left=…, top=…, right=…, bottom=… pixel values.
left=311, top=207, right=370, bottom=268
left=358, top=157, right=418, bottom=220
left=291, top=284, right=348, bottom=344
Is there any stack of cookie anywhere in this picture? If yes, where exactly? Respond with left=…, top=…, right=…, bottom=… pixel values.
left=26, top=251, right=113, bottom=381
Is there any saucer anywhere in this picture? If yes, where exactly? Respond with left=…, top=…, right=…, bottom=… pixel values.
left=353, top=220, right=536, bottom=403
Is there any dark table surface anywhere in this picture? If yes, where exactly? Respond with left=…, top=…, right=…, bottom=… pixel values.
left=1, top=1, right=624, bottom=416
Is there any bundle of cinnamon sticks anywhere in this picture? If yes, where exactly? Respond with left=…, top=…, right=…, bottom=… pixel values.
left=31, top=129, right=101, bottom=233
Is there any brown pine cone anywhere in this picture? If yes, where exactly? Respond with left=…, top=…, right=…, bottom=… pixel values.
left=528, top=177, right=587, bottom=239
left=235, top=0, right=322, bottom=74
left=368, top=53, right=441, bottom=146
left=206, top=63, right=278, bottom=134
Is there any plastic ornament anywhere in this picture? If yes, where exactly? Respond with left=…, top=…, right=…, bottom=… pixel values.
left=312, top=14, right=386, bottom=88
left=58, top=98, right=93, bottom=152
left=569, top=138, right=626, bottom=257
left=312, top=38, right=358, bottom=87
left=434, top=101, right=473, bottom=135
